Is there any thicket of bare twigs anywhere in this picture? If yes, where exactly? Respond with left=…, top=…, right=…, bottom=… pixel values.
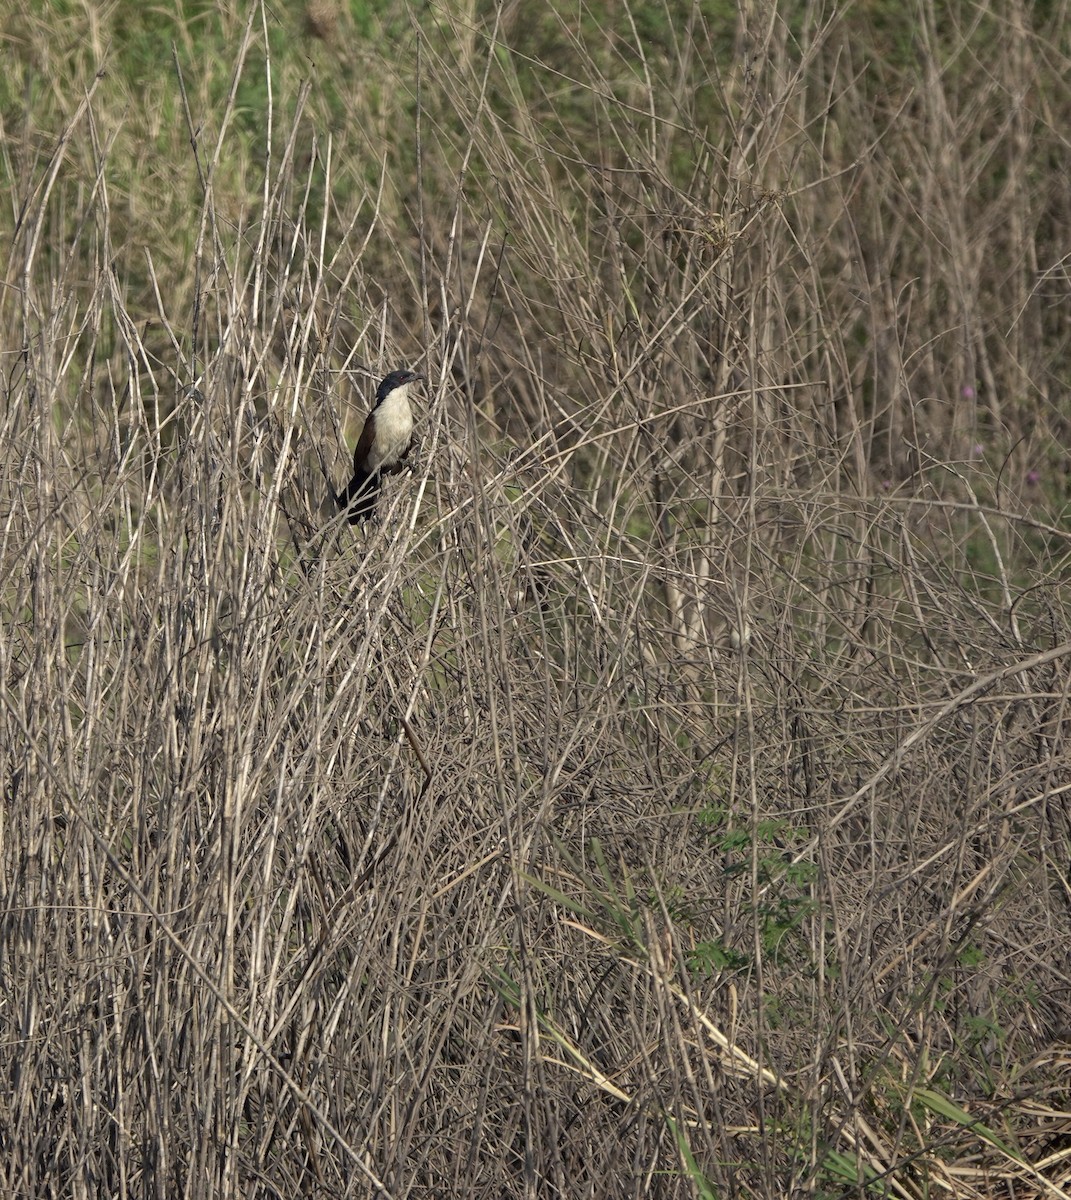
left=2, top=1, right=1070, bottom=1196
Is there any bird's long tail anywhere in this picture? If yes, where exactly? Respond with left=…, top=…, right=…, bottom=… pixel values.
left=337, top=470, right=380, bottom=524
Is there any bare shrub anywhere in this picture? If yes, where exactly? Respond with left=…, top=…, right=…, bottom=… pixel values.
left=1, top=1, right=1070, bottom=1197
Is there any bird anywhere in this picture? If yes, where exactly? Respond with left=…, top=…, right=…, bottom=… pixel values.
left=336, top=369, right=424, bottom=524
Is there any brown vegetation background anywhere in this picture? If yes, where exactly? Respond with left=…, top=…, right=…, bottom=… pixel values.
left=1, top=0, right=1070, bottom=1196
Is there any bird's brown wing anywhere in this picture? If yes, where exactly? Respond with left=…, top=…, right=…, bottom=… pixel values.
left=352, top=411, right=376, bottom=473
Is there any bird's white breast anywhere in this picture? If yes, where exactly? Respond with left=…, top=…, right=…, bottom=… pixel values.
left=367, top=383, right=414, bottom=471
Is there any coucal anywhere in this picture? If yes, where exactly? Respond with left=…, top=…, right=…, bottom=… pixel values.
left=336, top=369, right=424, bottom=523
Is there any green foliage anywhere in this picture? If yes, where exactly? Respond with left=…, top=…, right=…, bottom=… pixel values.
left=665, top=1111, right=722, bottom=1200
left=697, top=804, right=818, bottom=964
left=687, top=939, right=748, bottom=975
left=819, top=1148, right=886, bottom=1196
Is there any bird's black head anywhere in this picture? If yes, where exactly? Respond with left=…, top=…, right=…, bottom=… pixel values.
left=376, top=369, right=424, bottom=405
